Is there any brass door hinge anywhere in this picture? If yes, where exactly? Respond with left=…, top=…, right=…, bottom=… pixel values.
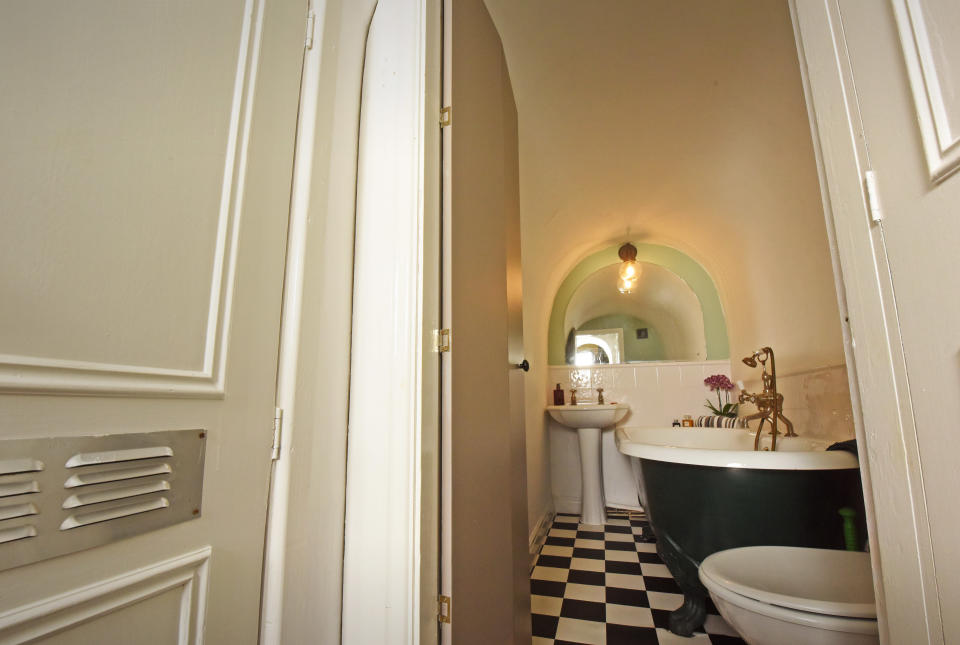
left=433, top=329, right=451, bottom=353
left=440, top=106, right=452, bottom=127
left=437, top=595, right=451, bottom=624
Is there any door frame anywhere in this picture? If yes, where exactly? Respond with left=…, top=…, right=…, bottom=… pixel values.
left=258, top=0, right=442, bottom=640
left=337, top=0, right=442, bottom=644
left=790, top=2, right=939, bottom=642
left=258, top=1, right=383, bottom=643
left=260, top=2, right=943, bottom=643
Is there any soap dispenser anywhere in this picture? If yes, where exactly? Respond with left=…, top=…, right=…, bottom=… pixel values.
left=553, top=383, right=564, bottom=405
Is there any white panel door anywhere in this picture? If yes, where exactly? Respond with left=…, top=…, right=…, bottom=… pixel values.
left=827, top=1, right=960, bottom=642
left=0, top=0, right=305, bottom=642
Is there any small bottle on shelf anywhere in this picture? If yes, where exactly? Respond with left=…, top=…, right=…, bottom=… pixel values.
left=553, top=383, right=564, bottom=405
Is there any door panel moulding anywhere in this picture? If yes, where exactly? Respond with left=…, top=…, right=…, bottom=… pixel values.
left=890, top=0, right=960, bottom=182
left=0, top=0, right=304, bottom=641
left=0, top=547, right=211, bottom=645
left=0, top=0, right=271, bottom=399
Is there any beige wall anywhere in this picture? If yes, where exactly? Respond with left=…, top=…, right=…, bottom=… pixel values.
left=483, top=0, right=849, bottom=536
left=449, top=1, right=530, bottom=642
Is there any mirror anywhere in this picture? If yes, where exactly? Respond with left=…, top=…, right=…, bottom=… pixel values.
left=571, top=328, right=623, bottom=365
left=564, top=262, right=707, bottom=364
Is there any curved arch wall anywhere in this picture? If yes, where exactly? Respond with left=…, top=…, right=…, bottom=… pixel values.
left=548, top=243, right=729, bottom=364
left=482, top=0, right=852, bottom=548
left=565, top=263, right=707, bottom=362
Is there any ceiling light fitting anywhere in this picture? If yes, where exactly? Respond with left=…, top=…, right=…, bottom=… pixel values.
left=617, top=242, right=640, bottom=294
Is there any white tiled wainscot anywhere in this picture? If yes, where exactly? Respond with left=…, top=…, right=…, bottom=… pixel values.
left=547, top=360, right=733, bottom=515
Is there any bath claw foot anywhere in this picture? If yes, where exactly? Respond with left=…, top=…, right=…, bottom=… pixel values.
left=657, top=534, right=709, bottom=635
left=668, top=593, right=706, bottom=637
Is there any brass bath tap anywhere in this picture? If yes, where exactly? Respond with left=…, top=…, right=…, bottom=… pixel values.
left=738, top=347, right=796, bottom=451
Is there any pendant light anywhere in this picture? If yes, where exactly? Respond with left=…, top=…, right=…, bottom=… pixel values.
left=617, top=242, right=640, bottom=293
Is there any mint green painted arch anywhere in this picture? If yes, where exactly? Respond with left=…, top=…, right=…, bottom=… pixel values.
left=548, top=243, right=730, bottom=364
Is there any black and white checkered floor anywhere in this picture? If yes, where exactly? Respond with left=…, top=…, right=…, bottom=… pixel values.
left=530, top=512, right=746, bottom=645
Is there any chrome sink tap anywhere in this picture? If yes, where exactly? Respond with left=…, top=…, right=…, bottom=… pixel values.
left=738, top=347, right=796, bottom=451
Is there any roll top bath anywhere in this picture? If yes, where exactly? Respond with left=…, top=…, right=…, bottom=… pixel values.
left=615, top=348, right=866, bottom=637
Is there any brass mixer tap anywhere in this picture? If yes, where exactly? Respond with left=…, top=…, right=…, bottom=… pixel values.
left=738, top=347, right=796, bottom=451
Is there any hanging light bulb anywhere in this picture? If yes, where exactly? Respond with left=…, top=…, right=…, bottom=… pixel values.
left=617, top=242, right=640, bottom=294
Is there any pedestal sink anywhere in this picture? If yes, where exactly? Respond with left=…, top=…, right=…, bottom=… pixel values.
left=546, top=403, right=629, bottom=526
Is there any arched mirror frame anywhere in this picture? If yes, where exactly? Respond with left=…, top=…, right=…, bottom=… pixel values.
left=548, top=243, right=731, bottom=365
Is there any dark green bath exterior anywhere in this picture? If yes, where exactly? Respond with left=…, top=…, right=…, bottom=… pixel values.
left=639, top=458, right=866, bottom=636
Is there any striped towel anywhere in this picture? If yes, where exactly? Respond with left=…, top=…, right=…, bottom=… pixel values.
left=696, top=415, right=747, bottom=428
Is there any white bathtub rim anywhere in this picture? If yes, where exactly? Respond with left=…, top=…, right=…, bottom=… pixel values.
left=615, top=426, right=859, bottom=470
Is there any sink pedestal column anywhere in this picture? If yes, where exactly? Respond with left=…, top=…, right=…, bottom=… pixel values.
left=546, top=404, right=625, bottom=526
left=577, top=427, right=606, bottom=526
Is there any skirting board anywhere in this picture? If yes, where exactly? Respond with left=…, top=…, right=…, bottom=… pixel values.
left=0, top=547, right=212, bottom=644
left=554, top=496, right=582, bottom=516
left=528, top=506, right=556, bottom=571
left=553, top=496, right=644, bottom=516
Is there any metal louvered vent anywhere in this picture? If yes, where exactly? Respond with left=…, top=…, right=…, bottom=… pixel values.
left=0, top=457, right=43, bottom=547
left=0, top=430, right=205, bottom=571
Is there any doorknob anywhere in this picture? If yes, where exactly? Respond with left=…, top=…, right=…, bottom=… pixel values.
left=517, top=359, right=530, bottom=372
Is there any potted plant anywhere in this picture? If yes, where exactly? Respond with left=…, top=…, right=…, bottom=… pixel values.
left=704, top=374, right=738, bottom=418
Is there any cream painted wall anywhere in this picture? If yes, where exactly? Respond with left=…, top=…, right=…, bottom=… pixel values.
left=482, top=0, right=849, bottom=538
